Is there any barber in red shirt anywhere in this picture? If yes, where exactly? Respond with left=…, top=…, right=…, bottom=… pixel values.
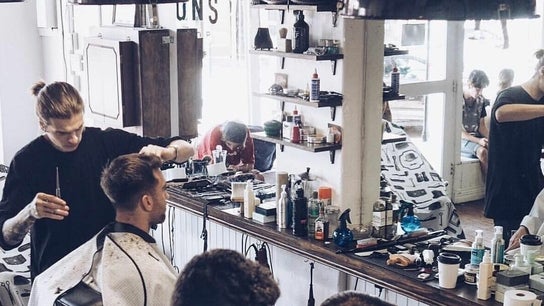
left=197, top=121, right=255, bottom=172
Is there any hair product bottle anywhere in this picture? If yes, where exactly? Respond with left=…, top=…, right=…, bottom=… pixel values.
left=470, top=229, right=485, bottom=266
left=391, top=66, right=400, bottom=94
left=314, top=201, right=329, bottom=241
left=292, top=186, right=308, bottom=237
left=243, top=180, right=255, bottom=219
left=477, top=250, right=493, bottom=300
left=310, top=69, right=320, bottom=102
left=491, top=226, right=505, bottom=264
left=292, top=10, right=309, bottom=54
left=277, top=184, right=288, bottom=229
left=307, top=191, right=320, bottom=236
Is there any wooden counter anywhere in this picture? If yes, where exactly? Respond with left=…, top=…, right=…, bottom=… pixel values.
left=167, top=192, right=498, bottom=306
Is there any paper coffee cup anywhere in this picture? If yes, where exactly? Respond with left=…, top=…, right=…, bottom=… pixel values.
left=437, top=252, right=461, bottom=289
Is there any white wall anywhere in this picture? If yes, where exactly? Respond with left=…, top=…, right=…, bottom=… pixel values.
left=0, top=0, right=43, bottom=164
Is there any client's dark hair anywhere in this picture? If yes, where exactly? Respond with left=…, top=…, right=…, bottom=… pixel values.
left=171, top=249, right=280, bottom=306
left=100, top=153, right=162, bottom=211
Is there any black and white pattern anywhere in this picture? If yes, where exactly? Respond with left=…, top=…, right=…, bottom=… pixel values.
left=381, top=123, right=464, bottom=238
left=0, top=234, right=31, bottom=306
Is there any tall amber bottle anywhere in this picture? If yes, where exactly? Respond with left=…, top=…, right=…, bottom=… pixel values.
left=292, top=10, right=309, bottom=54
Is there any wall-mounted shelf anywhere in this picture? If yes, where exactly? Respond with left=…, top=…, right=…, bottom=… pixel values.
left=384, top=49, right=409, bottom=56
left=251, top=3, right=337, bottom=12
left=251, top=3, right=339, bottom=25
left=252, top=131, right=341, bottom=164
left=254, top=92, right=341, bottom=120
left=383, top=93, right=405, bottom=101
left=249, top=50, right=343, bottom=75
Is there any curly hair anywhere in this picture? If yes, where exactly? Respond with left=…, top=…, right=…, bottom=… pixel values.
left=30, top=81, right=85, bottom=130
left=171, top=249, right=280, bottom=306
left=321, top=290, right=395, bottom=306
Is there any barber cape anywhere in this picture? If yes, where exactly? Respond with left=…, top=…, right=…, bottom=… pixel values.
left=29, top=222, right=177, bottom=306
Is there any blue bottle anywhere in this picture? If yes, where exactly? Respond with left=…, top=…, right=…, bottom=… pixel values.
left=400, top=201, right=420, bottom=233
left=333, top=209, right=354, bottom=247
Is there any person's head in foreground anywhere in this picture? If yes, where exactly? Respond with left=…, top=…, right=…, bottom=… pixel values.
left=320, top=290, right=395, bottom=306
left=171, top=248, right=280, bottom=306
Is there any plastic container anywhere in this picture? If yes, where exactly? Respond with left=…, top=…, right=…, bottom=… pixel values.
left=464, top=264, right=479, bottom=285
left=520, top=234, right=542, bottom=257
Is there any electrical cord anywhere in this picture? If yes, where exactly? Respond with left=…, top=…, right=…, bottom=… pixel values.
left=168, top=206, right=179, bottom=272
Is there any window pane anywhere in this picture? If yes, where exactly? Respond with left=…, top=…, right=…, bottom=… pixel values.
left=384, top=20, right=447, bottom=84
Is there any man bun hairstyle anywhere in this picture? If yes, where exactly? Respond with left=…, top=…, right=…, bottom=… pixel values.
left=31, top=81, right=85, bottom=129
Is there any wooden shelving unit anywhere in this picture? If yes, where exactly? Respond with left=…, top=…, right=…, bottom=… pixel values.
left=253, top=92, right=341, bottom=120
left=251, top=3, right=337, bottom=12
left=249, top=50, right=343, bottom=74
left=252, top=132, right=341, bottom=164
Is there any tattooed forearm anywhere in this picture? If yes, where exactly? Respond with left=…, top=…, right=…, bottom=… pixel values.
left=2, top=205, right=35, bottom=246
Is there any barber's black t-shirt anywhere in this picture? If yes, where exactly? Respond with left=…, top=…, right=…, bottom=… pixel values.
left=0, top=127, right=175, bottom=279
left=485, top=86, right=544, bottom=224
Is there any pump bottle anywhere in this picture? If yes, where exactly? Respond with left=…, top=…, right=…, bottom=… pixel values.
left=491, top=226, right=505, bottom=264
left=310, top=69, right=320, bottom=102
left=277, top=184, right=288, bottom=229
left=470, top=229, right=485, bottom=266
left=477, top=250, right=493, bottom=300
left=333, top=209, right=354, bottom=247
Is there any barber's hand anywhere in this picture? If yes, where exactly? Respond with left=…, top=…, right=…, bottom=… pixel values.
left=29, top=192, right=69, bottom=220
left=506, top=226, right=528, bottom=252
left=478, top=138, right=488, bottom=148
left=139, top=144, right=174, bottom=161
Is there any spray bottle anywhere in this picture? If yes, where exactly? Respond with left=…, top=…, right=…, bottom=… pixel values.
left=399, top=201, right=420, bottom=233
left=477, top=250, right=493, bottom=300
left=470, top=229, right=485, bottom=266
left=333, top=209, right=354, bottom=247
left=491, top=226, right=505, bottom=264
